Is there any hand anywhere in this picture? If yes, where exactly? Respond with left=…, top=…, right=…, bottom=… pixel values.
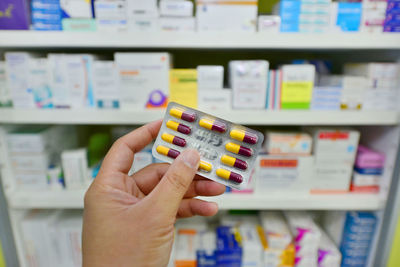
left=82, top=120, right=225, bottom=267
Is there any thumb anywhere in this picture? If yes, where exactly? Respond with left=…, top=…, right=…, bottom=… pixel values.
left=147, top=149, right=200, bottom=217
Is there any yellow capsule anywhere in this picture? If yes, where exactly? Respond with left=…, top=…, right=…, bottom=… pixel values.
left=216, top=168, right=231, bottom=180
left=226, top=142, right=240, bottom=154
left=199, top=118, right=214, bottom=130
left=199, top=118, right=226, bottom=133
left=156, top=145, right=170, bottom=156
left=230, top=129, right=246, bottom=141
left=162, top=132, right=175, bottom=143
left=169, top=108, right=183, bottom=119
left=221, top=155, right=236, bottom=166
left=199, top=161, right=212, bottom=172
left=166, top=120, right=179, bottom=131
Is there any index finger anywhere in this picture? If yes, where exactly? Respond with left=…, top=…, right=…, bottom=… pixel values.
left=100, top=119, right=162, bottom=174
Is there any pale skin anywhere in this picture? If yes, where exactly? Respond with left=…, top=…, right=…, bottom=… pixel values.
left=82, top=120, right=226, bottom=267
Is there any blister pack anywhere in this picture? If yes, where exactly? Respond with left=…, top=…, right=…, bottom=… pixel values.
left=152, top=102, right=264, bottom=190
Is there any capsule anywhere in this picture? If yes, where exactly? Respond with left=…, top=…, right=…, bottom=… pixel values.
left=166, top=120, right=191, bottom=135
left=199, top=161, right=212, bottom=172
left=221, top=155, right=248, bottom=170
left=156, top=145, right=180, bottom=159
left=230, top=129, right=258, bottom=144
left=161, top=132, right=186, bottom=147
left=225, top=142, right=253, bottom=157
left=169, top=108, right=196, bottom=122
left=216, top=168, right=243, bottom=184
left=199, top=118, right=226, bottom=133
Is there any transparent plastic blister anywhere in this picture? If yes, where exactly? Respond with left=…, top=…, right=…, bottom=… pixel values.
left=152, top=102, right=264, bottom=190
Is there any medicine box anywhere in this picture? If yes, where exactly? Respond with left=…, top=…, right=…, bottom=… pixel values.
left=174, top=228, right=199, bottom=267
left=62, top=18, right=97, bottom=31
left=92, top=61, right=119, bottom=109
left=196, top=231, right=217, bottom=267
left=255, top=154, right=314, bottom=194
left=128, top=16, right=159, bottom=32
left=196, top=0, right=257, bottom=32
left=126, top=0, right=158, bottom=17
left=354, top=145, right=385, bottom=169
left=198, top=90, right=231, bottom=111
left=10, top=153, right=50, bottom=172
left=159, top=17, right=195, bottom=32
left=259, top=211, right=293, bottom=250
left=0, top=61, right=12, bottom=107
left=5, top=52, right=35, bottom=109
left=60, top=0, right=93, bottom=18
left=264, top=131, right=312, bottom=155
left=28, top=58, right=53, bottom=108
left=61, top=148, right=89, bottom=189
left=258, top=15, right=281, bottom=33
left=7, top=126, right=55, bottom=153
left=229, top=60, right=269, bottom=109
left=311, top=86, right=342, bottom=111
left=114, top=53, right=171, bottom=110
left=14, top=171, right=48, bottom=190
left=197, top=65, right=224, bottom=90
left=238, top=225, right=263, bottom=267
left=159, top=0, right=193, bottom=17
left=280, top=64, right=315, bottom=109
left=0, top=0, right=30, bottom=30
left=94, top=0, right=127, bottom=31
left=169, top=69, right=198, bottom=108
left=318, top=226, right=342, bottom=267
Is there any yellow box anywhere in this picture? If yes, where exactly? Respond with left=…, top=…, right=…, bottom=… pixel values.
left=169, top=69, right=198, bottom=108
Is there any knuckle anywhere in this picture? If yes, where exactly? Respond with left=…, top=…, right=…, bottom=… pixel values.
left=166, top=171, right=188, bottom=192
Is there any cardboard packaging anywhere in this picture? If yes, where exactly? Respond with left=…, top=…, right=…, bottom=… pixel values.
left=159, top=0, right=193, bottom=17
left=169, top=69, right=198, bottom=108
left=92, top=61, right=120, bottom=109
left=197, top=65, right=224, bottom=90
left=264, top=131, right=312, bottom=155
left=229, top=60, right=269, bottom=109
left=115, top=53, right=171, bottom=109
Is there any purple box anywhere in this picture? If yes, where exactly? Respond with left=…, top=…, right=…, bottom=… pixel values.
left=385, top=13, right=400, bottom=23
left=384, top=24, right=400, bottom=31
left=0, top=0, right=30, bottom=30
left=355, top=145, right=385, bottom=169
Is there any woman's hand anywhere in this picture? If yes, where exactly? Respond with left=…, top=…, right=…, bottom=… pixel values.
left=82, top=120, right=225, bottom=267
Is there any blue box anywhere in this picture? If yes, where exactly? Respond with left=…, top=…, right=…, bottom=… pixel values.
left=281, top=22, right=300, bottom=32
left=280, top=0, right=301, bottom=12
left=216, top=227, right=242, bottom=267
left=197, top=251, right=216, bottom=267
left=336, top=2, right=362, bottom=31
left=354, top=167, right=383, bottom=175
left=384, top=24, right=400, bottom=31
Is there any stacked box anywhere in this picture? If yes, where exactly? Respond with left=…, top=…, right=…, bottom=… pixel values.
left=61, top=0, right=95, bottom=31
left=307, top=127, right=360, bottom=192
left=31, top=0, right=62, bottom=31
left=361, top=0, right=387, bottom=33
left=159, top=0, right=195, bottom=32
left=280, top=0, right=331, bottom=33
left=196, top=0, right=257, bottom=32
left=345, top=63, right=400, bottom=111
left=351, top=145, right=385, bottom=193
left=196, top=231, right=217, bottom=267
left=384, top=0, right=400, bottom=32
left=319, top=75, right=368, bottom=110
left=331, top=2, right=362, bottom=32
left=259, top=212, right=295, bottom=267
left=311, top=86, right=342, bottom=110
left=94, top=0, right=128, bottom=31
left=7, top=126, right=76, bottom=190
left=127, top=0, right=159, bottom=32
left=28, top=58, right=53, bottom=108
left=285, top=211, right=321, bottom=267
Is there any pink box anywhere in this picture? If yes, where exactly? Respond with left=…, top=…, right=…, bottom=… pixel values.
left=355, top=145, right=385, bottom=169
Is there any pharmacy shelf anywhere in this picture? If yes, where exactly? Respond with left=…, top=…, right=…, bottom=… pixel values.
left=0, top=31, right=400, bottom=49
left=6, top=190, right=385, bottom=210
left=0, top=109, right=398, bottom=125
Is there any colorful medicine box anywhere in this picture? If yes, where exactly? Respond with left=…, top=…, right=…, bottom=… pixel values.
left=152, top=102, right=264, bottom=189
left=354, top=145, right=385, bottom=169
left=264, top=131, right=312, bottom=155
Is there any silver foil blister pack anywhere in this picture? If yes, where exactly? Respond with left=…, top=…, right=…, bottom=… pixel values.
left=152, top=102, right=264, bottom=190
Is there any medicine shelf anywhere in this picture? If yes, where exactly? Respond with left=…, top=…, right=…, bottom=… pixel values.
left=0, top=31, right=400, bottom=49
left=6, top=189, right=385, bottom=210
left=0, top=109, right=398, bottom=125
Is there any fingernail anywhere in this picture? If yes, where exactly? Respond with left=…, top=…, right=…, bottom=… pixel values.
left=180, top=149, right=200, bottom=169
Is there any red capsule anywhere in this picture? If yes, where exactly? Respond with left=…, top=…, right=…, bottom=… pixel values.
left=225, top=142, right=253, bottom=157
left=166, top=120, right=191, bottom=135
left=199, top=118, right=227, bottom=133
left=156, top=145, right=180, bottom=159
left=162, top=133, right=186, bottom=147
left=170, top=108, right=196, bottom=122
left=216, top=168, right=243, bottom=184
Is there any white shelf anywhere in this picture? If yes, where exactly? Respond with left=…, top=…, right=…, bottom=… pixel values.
left=6, top=190, right=385, bottom=210
left=0, top=109, right=398, bottom=125
left=0, top=31, right=399, bottom=49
